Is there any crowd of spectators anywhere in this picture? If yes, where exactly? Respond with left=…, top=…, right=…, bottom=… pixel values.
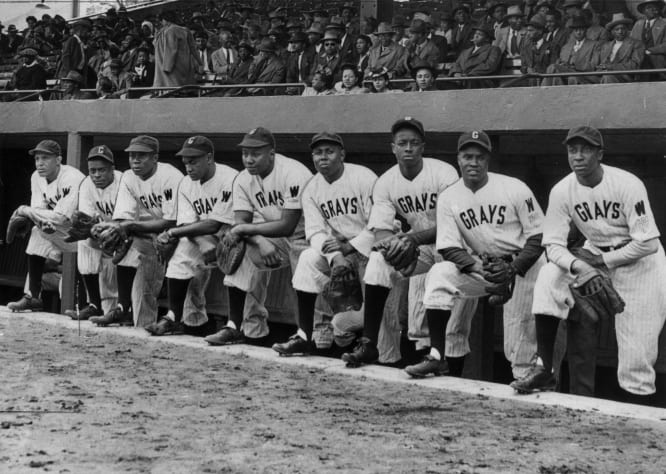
left=0, top=0, right=664, bottom=99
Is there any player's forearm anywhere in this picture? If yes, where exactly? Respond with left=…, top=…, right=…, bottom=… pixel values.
left=18, top=205, right=69, bottom=226
left=602, top=238, right=659, bottom=269
left=439, top=247, right=477, bottom=272
left=511, top=234, right=544, bottom=276
left=169, top=219, right=222, bottom=239
left=545, top=244, right=577, bottom=272
left=406, top=227, right=436, bottom=246
left=234, top=219, right=296, bottom=238
left=121, top=218, right=174, bottom=235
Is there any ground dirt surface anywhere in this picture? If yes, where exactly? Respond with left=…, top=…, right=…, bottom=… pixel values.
left=1, top=317, right=665, bottom=474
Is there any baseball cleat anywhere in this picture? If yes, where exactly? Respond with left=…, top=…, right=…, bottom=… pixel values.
left=404, top=355, right=449, bottom=378
left=341, top=337, right=378, bottom=368
left=7, top=294, right=43, bottom=312
left=145, top=317, right=184, bottom=336
left=272, top=335, right=315, bottom=356
left=89, top=307, right=133, bottom=327
left=65, top=304, right=102, bottom=320
left=204, top=327, right=244, bottom=346
left=510, top=366, right=557, bottom=394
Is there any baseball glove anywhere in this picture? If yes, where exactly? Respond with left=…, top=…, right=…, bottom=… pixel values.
left=373, top=234, right=420, bottom=275
left=322, top=263, right=364, bottom=313
left=570, top=268, right=625, bottom=323
left=216, top=232, right=246, bottom=275
left=5, top=210, right=32, bottom=244
left=65, top=210, right=101, bottom=242
left=93, top=221, right=133, bottom=264
left=482, top=255, right=517, bottom=306
left=153, top=231, right=178, bottom=264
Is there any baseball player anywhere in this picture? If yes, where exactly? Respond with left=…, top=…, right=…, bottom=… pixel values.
left=65, top=145, right=122, bottom=320
left=420, top=130, right=544, bottom=381
left=145, top=135, right=237, bottom=336
left=516, top=126, right=666, bottom=404
left=7, top=140, right=84, bottom=312
left=271, top=132, right=379, bottom=355
left=89, top=135, right=183, bottom=327
left=341, top=117, right=477, bottom=371
left=204, top=127, right=313, bottom=346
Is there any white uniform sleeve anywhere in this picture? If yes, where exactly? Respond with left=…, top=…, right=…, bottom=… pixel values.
left=30, top=174, right=44, bottom=209
left=282, top=165, right=312, bottom=211
left=348, top=168, right=378, bottom=255
left=513, top=181, right=544, bottom=238
left=435, top=192, right=466, bottom=250
left=232, top=174, right=254, bottom=213
left=78, top=179, right=96, bottom=216
left=302, top=182, right=328, bottom=244
left=52, top=170, right=84, bottom=219
left=176, top=181, right=197, bottom=225
left=437, top=162, right=459, bottom=192
left=112, top=174, right=139, bottom=220
left=367, top=177, right=396, bottom=232
left=160, top=170, right=182, bottom=221
left=542, top=185, right=576, bottom=270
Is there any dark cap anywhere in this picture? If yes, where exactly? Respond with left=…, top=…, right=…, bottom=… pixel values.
left=563, top=126, right=603, bottom=147
left=238, top=127, right=275, bottom=148
left=87, top=144, right=114, bottom=163
left=176, top=135, right=214, bottom=157
left=124, top=135, right=159, bottom=153
left=458, top=130, right=492, bottom=152
left=310, top=132, right=345, bottom=149
left=391, top=117, right=425, bottom=138
left=29, top=139, right=61, bottom=156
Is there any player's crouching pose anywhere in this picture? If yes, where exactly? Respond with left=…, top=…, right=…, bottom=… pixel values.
left=517, top=126, right=666, bottom=404
left=7, top=140, right=84, bottom=312
left=342, top=117, right=476, bottom=371
left=421, top=131, right=544, bottom=382
left=271, top=132, right=378, bottom=355
left=90, top=136, right=183, bottom=327
left=204, top=127, right=313, bottom=346
left=65, top=145, right=121, bottom=320
left=145, top=136, right=238, bottom=336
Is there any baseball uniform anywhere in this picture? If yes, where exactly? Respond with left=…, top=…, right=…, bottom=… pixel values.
left=423, top=172, right=544, bottom=379
left=534, top=164, right=666, bottom=395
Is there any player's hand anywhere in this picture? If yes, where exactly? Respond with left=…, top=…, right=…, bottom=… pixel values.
left=155, top=230, right=175, bottom=246
left=571, top=259, right=597, bottom=276
left=465, top=260, right=486, bottom=276
left=322, top=237, right=354, bottom=255
left=40, top=221, right=56, bottom=234
left=331, top=253, right=354, bottom=271
left=256, top=237, right=282, bottom=268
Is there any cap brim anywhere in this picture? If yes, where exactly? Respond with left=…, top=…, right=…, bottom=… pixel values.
left=310, top=138, right=344, bottom=149
left=458, top=139, right=491, bottom=152
left=124, top=144, right=156, bottom=152
left=237, top=138, right=272, bottom=148
left=391, top=120, right=425, bottom=137
left=88, top=154, right=113, bottom=162
left=562, top=134, right=602, bottom=146
left=175, top=148, right=209, bottom=157
left=28, top=147, right=59, bottom=156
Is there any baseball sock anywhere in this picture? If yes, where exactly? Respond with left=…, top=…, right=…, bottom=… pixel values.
left=82, top=274, right=102, bottom=310
left=116, top=265, right=137, bottom=313
left=535, top=314, right=559, bottom=372
left=446, top=356, right=465, bottom=377
left=296, top=291, right=317, bottom=340
left=167, top=277, right=190, bottom=322
left=28, top=255, right=46, bottom=299
left=227, top=286, right=246, bottom=330
left=425, top=309, right=450, bottom=360
left=362, top=284, right=390, bottom=343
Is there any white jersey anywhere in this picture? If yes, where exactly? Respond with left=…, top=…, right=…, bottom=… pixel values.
left=176, top=163, right=238, bottom=226
left=233, top=153, right=313, bottom=238
left=368, top=158, right=459, bottom=233
left=30, top=164, right=85, bottom=219
left=437, top=172, right=544, bottom=257
left=78, top=171, right=123, bottom=221
left=543, top=165, right=660, bottom=248
left=113, top=162, right=183, bottom=221
left=302, top=163, right=377, bottom=251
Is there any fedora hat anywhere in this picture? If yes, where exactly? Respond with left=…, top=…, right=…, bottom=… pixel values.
left=322, top=30, right=340, bottom=42
left=637, top=0, right=664, bottom=13
left=374, top=22, right=395, bottom=35
left=527, top=13, right=547, bottom=29
left=410, top=58, right=438, bottom=79
left=257, top=38, right=276, bottom=52
left=472, top=24, right=495, bottom=40
left=505, top=5, right=524, bottom=17
left=606, top=12, right=633, bottom=30
left=561, top=0, right=584, bottom=9
left=569, top=15, right=589, bottom=29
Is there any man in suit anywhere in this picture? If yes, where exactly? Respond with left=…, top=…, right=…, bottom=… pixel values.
left=520, top=14, right=559, bottom=84
left=326, top=19, right=356, bottom=64
left=364, top=22, right=409, bottom=78
left=543, top=15, right=600, bottom=85
left=486, top=2, right=509, bottom=39
left=194, top=31, right=214, bottom=75
left=247, top=38, right=286, bottom=95
left=544, top=10, right=570, bottom=52
left=211, top=30, right=238, bottom=77
left=631, top=0, right=666, bottom=78
left=597, top=14, right=645, bottom=83
left=580, top=9, right=610, bottom=42
left=452, top=5, right=475, bottom=57
left=305, top=23, right=325, bottom=56
left=58, top=20, right=91, bottom=86
left=286, top=32, right=314, bottom=94
left=407, top=20, right=444, bottom=69
left=494, top=5, right=527, bottom=58
left=449, top=25, right=502, bottom=88
left=311, top=31, right=343, bottom=82
left=354, top=34, right=372, bottom=76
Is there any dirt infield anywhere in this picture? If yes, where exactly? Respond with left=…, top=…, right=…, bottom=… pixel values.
left=1, top=317, right=665, bottom=473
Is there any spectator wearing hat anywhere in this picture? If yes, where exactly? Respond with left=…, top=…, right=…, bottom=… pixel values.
left=522, top=0, right=539, bottom=21
left=311, top=30, right=343, bottom=82
left=211, top=30, right=239, bottom=76
left=631, top=0, right=666, bottom=76
left=484, top=2, right=508, bottom=38
left=367, top=67, right=403, bottom=93
left=129, top=47, right=155, bottom=88
left=597, top=13, right=645, bottom=83
left=220, top=42, right=255, bottom=96
left=331, top=18, right=357, bottom=64
left=408, top=58, right=438, bottom=91
left=544, top=10, right=569, bottom=53
left=247, top=38, right=286, bottom=95
left=534, top=0, right=553, bottom=18
left=543, top=15, right=601, bottom=86
left=286, top=32, right=315, bottom=94
left=340, top=2, right=357, bottom=27
left=305, top=22, right=324, bottom=55
left=301, top=69, right=336, bottom=95
left=119, top=33, right=141, bottom=72
left=97, top=57, right=133, bottom=98
left=579, top=9, right=611, bottom=42
left=60, top=70, right=95, bottom=100
left=449, top=25, right=502, bottom=88
left=364, top=22, right=409, bottom=79
left=407, top=20, right=444, bottom=70
left=58, top=20, right=91, bottom=86
left=519, top=14, right=559, bottom=85
left=353, top=34, right=372, bottom=76
left=3, top=25, right=24, bottom=58
left=392, top=15, right=409, bottom=47
left=11, top=48, right=47, bottom=92
left=335, top=63, right=367, bottom=94
left=452, top=5, right=475, bottom=56
left=153, top=11, right=202, bottom=88
left=194, top=31, right=214, bottom=74
left=494, top=5, right=527, bottom=58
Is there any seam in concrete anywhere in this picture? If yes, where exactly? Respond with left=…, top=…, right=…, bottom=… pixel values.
left=1, top=308, right=664, bottom=423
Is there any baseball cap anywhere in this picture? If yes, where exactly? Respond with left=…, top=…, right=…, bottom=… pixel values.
left=458, top=130, right=492, bottom=152
left=29, top=139, right=61, bottom=156
left=310, top=132, right=344, bottom=149
left=87, top=144, right=114, bottom=163
left=176, top=135, right=214, bottom=157
left=563, top=126, right=604, bottom=147
left=391, top=117, right=425, bottom=139
left=237, top=127, right=275, bottom=148
left=124, top=135, right=159, bottom=153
